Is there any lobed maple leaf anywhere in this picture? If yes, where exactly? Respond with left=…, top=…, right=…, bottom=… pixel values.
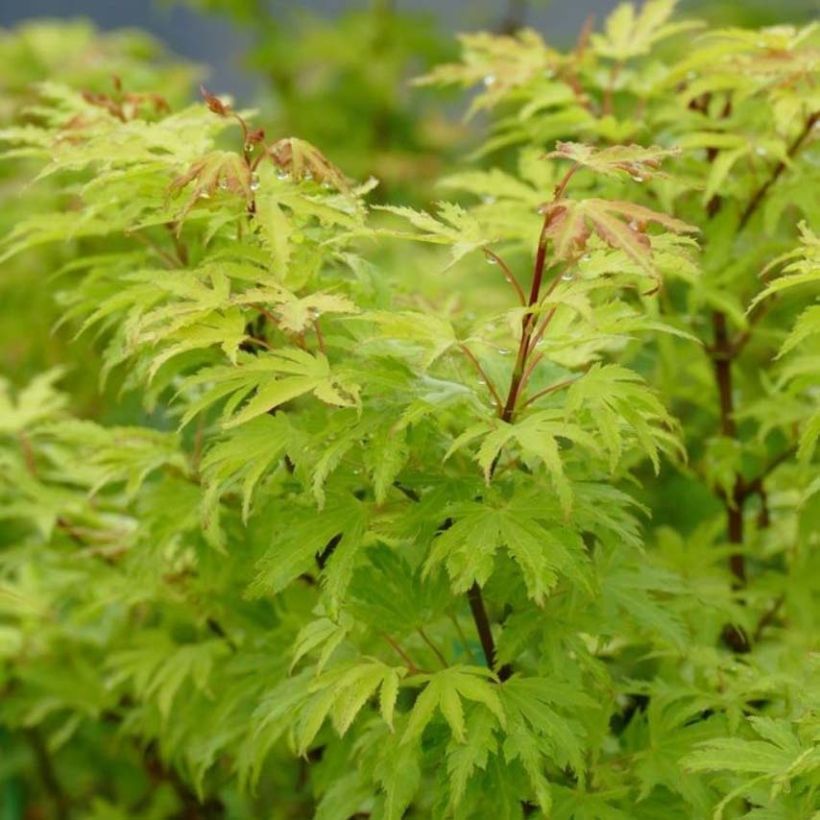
left=540, top=197, right=697, bottom=278
left=546, top=141, right=680, bottom=182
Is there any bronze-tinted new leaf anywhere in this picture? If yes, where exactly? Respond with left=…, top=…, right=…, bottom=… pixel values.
left=541, top=197, right=697, bottom=275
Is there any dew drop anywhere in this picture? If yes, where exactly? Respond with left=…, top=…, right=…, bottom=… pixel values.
left=198, top=191, right=211, bottom=200
left=581, top=253, right=591, bottom=262
left=755, top=146, right=768, bottom=157
left=276, top=168, right=290, bottom=181
left=629, top=219, right=639, bottom=230
left=250, top=174, right=260, bottom=191
left=486, top=255, right=498, bottom=265
left=218, top=179, right=228, bottom=191
left=631, top=173, right=644, bottom=183
left=481, top=194, right=496, bottom=204
left=497, top=348, right=511, bottom=356
left=322, top=180, right=333, bottom=190
left=303, top=170, right=314, bottom=181
left=561, top=271, right=574, bottom=281
left=483, top=74, right=496, bottom=87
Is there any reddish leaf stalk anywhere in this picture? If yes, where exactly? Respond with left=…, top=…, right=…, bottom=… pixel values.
left=458, top=343, right=504, bottom=413
left=467, top=170, right=576, bottom=679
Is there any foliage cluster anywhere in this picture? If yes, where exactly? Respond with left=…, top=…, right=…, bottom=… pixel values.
left=0, top=2, right=818, bottom=818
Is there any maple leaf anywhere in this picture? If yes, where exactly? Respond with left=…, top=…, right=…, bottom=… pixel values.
left=591, top=0, right=703, bottom=61
left=265, top=137, right=351, bottom=192
left=546, top=141, right=680, bottom=182
left=540, top=198, right=697, bottom=278
left=169, top=150, right=253, bottom=222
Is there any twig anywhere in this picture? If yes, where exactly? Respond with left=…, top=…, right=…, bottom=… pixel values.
left=752, top=594, right=785, bottom=643
left=381, top=633, right=423, bottom=674
left=467, top=581, right=509, bottom=679
left=739, top=445, right=797, bottom=502
left=18, top=432, right=37, bottom=476
left=313, top=319, right=327, bottom=354
left=711, top=311, right=745, bottom=586
left=738, top=111, right=818, bottom=232
left=242, top=335, right=272, bottom=351
left=126, top=229, right=180, bottom=269
left=417, top=627, right=448, bottom=668
left=458, top=343, right=504, bottom=413
left=519, top=375, right=579, bottom=410
left=484, top=248, right=526, bottom=305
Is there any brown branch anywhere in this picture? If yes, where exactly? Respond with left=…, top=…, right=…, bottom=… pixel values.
left=738, top=111, right=818, bottom=232
left=711, top=311, right=737, bottom=439
left=711, top=311, right=746, bottom=591
left=702, top=111, right=817, bottom=649
left=467, top=581, right=510, bottom=680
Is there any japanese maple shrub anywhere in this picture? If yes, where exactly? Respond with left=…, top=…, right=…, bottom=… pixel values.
left=0, top=2, right=818, bottom=818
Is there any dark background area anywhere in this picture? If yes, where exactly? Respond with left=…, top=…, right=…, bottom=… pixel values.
left=0, top=0, right=816, bottom=100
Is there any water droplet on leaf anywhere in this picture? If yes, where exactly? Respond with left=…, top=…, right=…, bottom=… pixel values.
left=483, top=74, right=496, bottom=87
left=250, top=174, right=260, bottom=191
left=276, top=168, right=290, bottom=181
